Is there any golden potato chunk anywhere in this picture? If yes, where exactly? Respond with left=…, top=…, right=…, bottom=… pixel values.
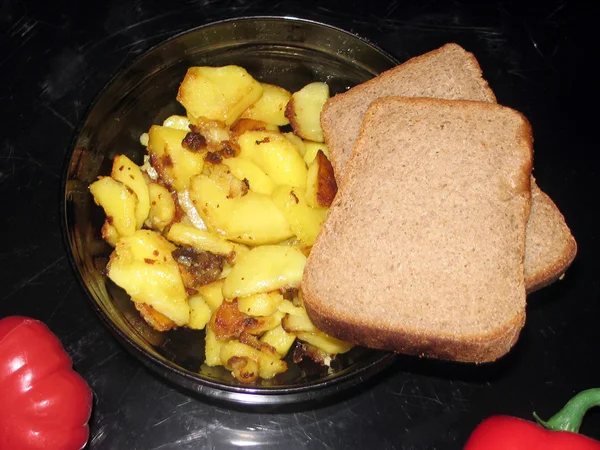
left=166, top=223, right=240, bottom=260
left=107, top=230, right=189, bottom=325
left=260, top=324, right=297, bottom=357
left=188, top=295, right=212, bottom=330
left=177, top=66, right=264, bottom=125
left=237, top=292, right=284, bottom=317
left=196, top=279, right=225, bottom=312
left=111, top=155, right=150, bottom=228
left=147, top=125, right=205, bottom=191
left=145, top=182, right=176, bottom=232
left=272, top=185, right=328, bottom=246
left=222, top=245, right=306, bottom=298
left=285, top=82, right=329, bottom=142
left=89, top=176, right=137, bottom=238
left=189, top=174, right=293, bottom=245
left=237, top=131, right=307, bottom=188
left=305, top=149, right=338, bottom=208
left=163, top=115, right=191, bottom=130
left=221, top=157, right=276, bottom=196
left=240, top=83, right=291, bottom=126
left=303, top=141, right=330, bottom=165
left=205, top=325, right=227, bottom=367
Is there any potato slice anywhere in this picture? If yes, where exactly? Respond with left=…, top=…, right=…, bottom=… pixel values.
left=237, top=292, right=284, bottom=317
left=303, top=141, right=330, bottom=165
left=241, top=83, right=291, bottom=126
left=283, top=132, right=305, bottom=156
left=285, top=82, right=329, bottom=142
left=147, top=125, right=205, bottom=191
left=145, top=182, right=176, bottom=232
left=188, top=295, right=212, bottom=330
left=260, top=324, right=297, bottom=357
left=272, top=185, right=327, bottom=246
left=219, top=340, right=287, bottom=380
left=205, top=325, right=226, bottom=366
left=101, top=221, right=120, bottom=247
left=111, top=155, right=150, bottom=228
left=89, top=176, right=137, bottom=238
left=177, top=66, right=264, bottom=125
left=230, top=118, right=278, bottom=135
left=163, top=115, right=191, bottom=130
left=197, top=279, right=225, bottom=312
left=237, top=131, right=307, bottom=188
left=305, top=150, right=338, bottom=208
left=166, top=223, right=243, bottom=260
left=189, top=174, right=293, bottom=245
left=222, top=245, right=306, bottom=298
left=296, top=331, right=353, bottom=355
left=221, top=157, right=276, bottom=195
left=107, top=230, right=189, bottom=325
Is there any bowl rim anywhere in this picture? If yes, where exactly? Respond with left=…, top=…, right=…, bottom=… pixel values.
left=60, top=15, right=399, bottom=405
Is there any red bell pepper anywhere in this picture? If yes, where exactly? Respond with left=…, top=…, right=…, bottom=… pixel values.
left=0, top=316, right=93, bottom=450
left=465, top=388, right=600, bottom=449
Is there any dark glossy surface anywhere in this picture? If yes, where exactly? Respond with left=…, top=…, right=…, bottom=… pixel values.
left=1, top=0, right=599, bottom=448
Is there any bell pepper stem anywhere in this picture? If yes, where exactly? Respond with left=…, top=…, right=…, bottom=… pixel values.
left=533, top=388, right=600, bottom=433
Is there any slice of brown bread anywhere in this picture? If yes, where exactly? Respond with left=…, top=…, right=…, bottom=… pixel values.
left=524, top=182, right=577, bottom=292
left=302, top=97, right=533, bottom=363
left=321, top=43, right=496, bottom=178
left=321, top=43, right=576, bottom=292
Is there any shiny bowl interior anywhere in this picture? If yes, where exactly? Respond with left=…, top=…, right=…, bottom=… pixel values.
left=63, top=16, right=398, bottom=405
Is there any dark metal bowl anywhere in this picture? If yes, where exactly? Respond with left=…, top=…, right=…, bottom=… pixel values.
left=62, top=16, right=397, bottom=406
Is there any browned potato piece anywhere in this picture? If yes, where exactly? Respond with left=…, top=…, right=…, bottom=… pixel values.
left=305, top=150, right=338, bottom=208
left=284, top=82, right=329, bottom=142
left=135, top=303, right=176, bottom=332
left=230, top=118, right=278, bottom=136
left=241, top=83, right=291, bottom=126
left=145, top=182, right=176, bottom=232
left=177, top=66, right=263, bottom=125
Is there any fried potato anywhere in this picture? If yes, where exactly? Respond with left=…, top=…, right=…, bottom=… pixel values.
left=166, top=223, right=244, bottom=260
left=260, top=324, right=297, bottom=357
left=189, top=174, right=293, bottom=245
left=272, top=185, right=328, bottom=246
left=305, top=149, right=338, bottom=208
left=283, top=132, right=305, bottom=156
left=147, top=125, right=205, bottom=191
left=111, top=155, right=150, bottom=228
left=163, top=115, right=191, bottom=130
left=196, top=279, right=225, bottom=311
left=188, top=295, right=212, bottom=330
left=237, top=292, right=284, bottom=317
left=295, top=331, right=353, bottom=355
left=222, top=245, right=306, bottom=298
left=221, top=157, right=276, bottom=195
left=230, top=118, right=278, bottom=135
left=303, top=141, right=330, bottom=165
left=219, top=340, right=287, bottom=381
left=107, top=230, right=189, bottom=325
left=205, top=325, right=227, bottom=367
left=90, top=176, right=137, bottom=238
left=241, top=83, right=291, bottom=126
left=177, top=66, right=264, bottom=125
left=237, top=130, right=307, bottom=188
left=285, top=82, right=329, bottom=142
left=145, top=182, right=176, bottom=232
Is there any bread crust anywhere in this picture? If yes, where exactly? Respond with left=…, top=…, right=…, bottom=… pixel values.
left=524, top=183, right=578, bottom=292
left=302, top=286, right=526, bottom=363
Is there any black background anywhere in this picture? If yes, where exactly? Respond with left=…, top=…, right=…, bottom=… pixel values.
left=1, top=0, right=599, bottom=448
